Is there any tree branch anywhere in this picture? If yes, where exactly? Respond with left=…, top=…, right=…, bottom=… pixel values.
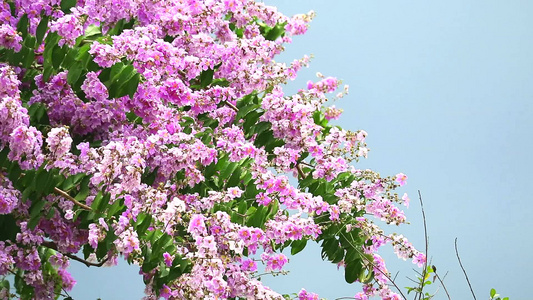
left=455, top=238, right=477, bottom=300
left=42, top=241, right=108, bottom=267
left=53, top=187, right=92, bottom=211
left=433, top=267, right=452, bottom=300
left=223, top=100, right=239, bottom=113
left=63, top=252, right=109, bottom=268
left=296, top=163, right=305, bottom=179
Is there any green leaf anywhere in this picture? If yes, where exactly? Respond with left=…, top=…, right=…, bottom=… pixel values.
left=36, top=15, right=49, bottom=44
left=236, top=93, right=255, bottom=109
left=0, top=214, right=20, bottom=242
left=141, top=167, right=158, bottom=185
left=290, top=239, right=307, bottom=255
left=265, top=22, right=286, bottom=41
left=43, top=65, right=54, bottom=82
left=0, top=279, right=10, bottom=290
left=16, top=14, right=29, bottom=38
left=236, top=103, right=260, bottom=121
left=11, top=46, right=25, bottom=65
left=23, top=35, right=36, bottom=49
left=107, top=199, right=125, bottom=217
left=491, top=288, right=496, bottom=298
left=28, top=200, right=47, bottom=229
left=226, top=166, right=242, bottom=187
left=118, top=64, right=136, bottom=83
left=61, top=173, right=86, bottom=191
left=220, top=161, right=239, bottom=181
left=246, top=205, right=266, bottom=228
left=199, top=68, right=214, bottom=88
left=76, top=43, right=92, bottom=67
left=52, top=45, right=67, bottom=69
left=151, top=231, right=173, bottom=258
left=74, top=175, right=90, bottom=201
left=107, top=18, right=135, bottom=36
left=62, top=47, right=79, bottom=69
left=91, top=192, right=104, bottom=210
left=135, top=213, right=152, bottom=237
left=211, top=78, right=229, bottom=87
left=22, top=47, right=35, bottom=69
left=67, top=61, right=83, bottom=86
left=237, top=200, right=247, bottom=215
left=345, top=258, right=363, bottom=283
left=60, top=0, right=77, bottom=13
left=83, top=25, right=101, bottom=39
left=109, top=62, right=126, bottom=83
left=124, top=72, right=140, bottom=98
left=359, top=269, right=374, bottom=284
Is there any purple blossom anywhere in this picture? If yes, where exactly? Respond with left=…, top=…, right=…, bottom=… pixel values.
left=0, top=24, right=22, bottom=52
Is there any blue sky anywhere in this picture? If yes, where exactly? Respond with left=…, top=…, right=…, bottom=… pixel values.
left=68, top=1, right=533, bottom=299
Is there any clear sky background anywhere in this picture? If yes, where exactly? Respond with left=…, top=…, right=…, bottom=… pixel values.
left=68, top=1, right=533, bottom=299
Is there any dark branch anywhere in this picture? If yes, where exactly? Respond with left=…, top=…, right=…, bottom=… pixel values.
left=63, top=252, right=109, bottom=268
left=43, top=241, right=108, bottom=267
left=433, top=267, right=452, bottom=300
left=296, top=163, right=306, bottom=179
left=455, top=238, right=477, bottom=300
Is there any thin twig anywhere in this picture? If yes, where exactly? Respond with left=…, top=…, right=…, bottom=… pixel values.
left=43, top=241, right=108, bottom=267
left=455, top=238, right=477, bottom=300
left=53, top=187, right=92, bottom=211
left=63, top=252, right=109, bottom=267
left=433, top=267, right=452, bottom=300
left=340, top=232, right=408, bottom=300
left=417, top=190, right=429, bottom=300
left=1, top=171, right=91, bottom=211
left=296, top=163, right=305, bottom=179
left=298, top=161, right=314, bottom=168
left=251, top=270, right=288, bottom=278
left=223, top=100, right=239, bottom=113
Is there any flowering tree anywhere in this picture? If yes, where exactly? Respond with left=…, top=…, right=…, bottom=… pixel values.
left=0, top=0, right=425, bottom=299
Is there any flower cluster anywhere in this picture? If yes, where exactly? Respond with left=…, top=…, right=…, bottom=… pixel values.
left=0, top=0, right=423, bottom=299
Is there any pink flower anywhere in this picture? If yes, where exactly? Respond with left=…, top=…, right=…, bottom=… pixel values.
left=227, top=187, right=243, bottom=199
left=241, top=259, right=257, bottom=272
left=0, top=24, right=22, bottom=52
left=160, top=284, right=172, bottom=299
left=413, top=252, right=426, bottom=268
left=402, top=193, right=410, bottom=207
left=298, top=288, right=319, bottom=300
left=256, top=192, right=272, bottom=205
left=395, top=173, right=408, bottom=186
left=163, top=252, right=174, bottom=267
left=187, top=214, right=207, bottom=236
left=262, top=253, right=288, bottom=271
left=64, top=210, right=74, bottom=220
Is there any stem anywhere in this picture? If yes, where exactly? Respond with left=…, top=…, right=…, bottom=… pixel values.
left=43, top=241, right=108, bottom=267
left=63, top=252, right=109, bottom=267
left=296, top=163, right=305, bottom=179
left=1, top=171, right=92, bottom=211
left=417, top=190, right=429, bottom=300
left=251, top=270, right=287, bottom=278
left=340, top=232, right=408, bottom=300
left=433, top=268, right=452, bottom=300
left=53, top=187, right=92, bottom=211
left=455, top=238, right=477, bottom=300
left=223, top=100, right=239, bottom=113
